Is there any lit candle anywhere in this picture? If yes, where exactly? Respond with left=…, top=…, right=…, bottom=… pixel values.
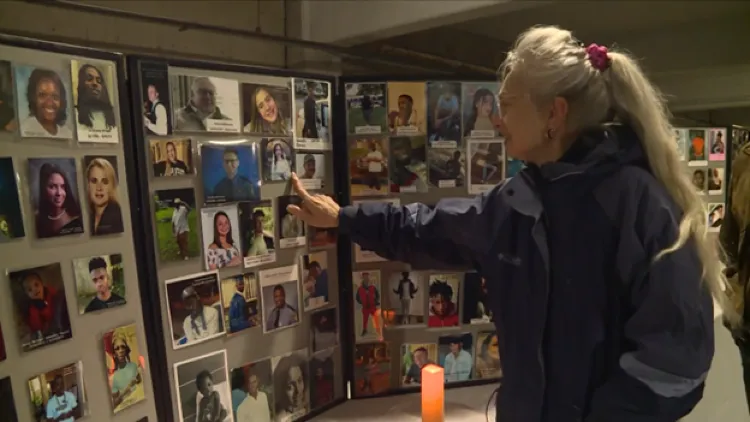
left=421, top=364, right=445, bottom=422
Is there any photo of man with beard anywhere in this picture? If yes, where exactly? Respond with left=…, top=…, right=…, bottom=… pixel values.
left=71, top=60, right=119, bottom=142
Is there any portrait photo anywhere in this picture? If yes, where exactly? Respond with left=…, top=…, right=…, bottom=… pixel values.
left=260, top=138, right=295, bottom=182
left=103, top=323, right=146, bottom=413
left=345, top=83, right=386, bottom=135
left=220, top=273, right=259, bottom=335
left=150, top=138, right=193, bottom=177
left=462, top=272, right=492, bottom=324
left=674, top=128, right=687, bottom=161
left=271, top=349, right=310, bottom=421
left=277, top=196, right=306, bottom=248
left=428, top=273, right=461, bottom=328
left=462, top=82, right=500, bottom=138
left=200, top=205, right=242, bottom=270
left=165, top=271, right=226, bottom=349
left=475, top=331, right=502, bottom=379
left=259, top=264, right=301, bottom=334
left=348, top=136, right=389, bottom=197
left=352, top=198, right=399, bottom=263
left=14, top=64, right=74, bottom=139
left=688, top=129, right=707, bottom=165
left=353, top=270, right=382, bottom=342
left=293, top=78, right=331, bottom=150
left=438, top=333, right=474, bottom=383
left=9, top=263, right=72, bottom=352
left=690, top=168, right=706, bottom=194
left=71, top=59, right=119, bottom=142
left=389, top=136, right=428, bottom=193
left=82, top=155, right=124, bottom=235
left=311, top=307, right=338, bottom=353
left=426, top=81, right=462, bottom=147
left=154, top=188, right=200, bottom=261
left=708, top=128, right=727, bottom=162
left=27, top=361, right=87, bottom=422
left=467, top=139, right=505, bottom=195
left=72, top=253, right=126, bottom=314
left=174, top=350, right=233, bottom=422
left=708, top=203, right=724, bottom=232
left=141, top=61, right=172, bottom=136
left=428, top=148, right=465, bottom=188
left=241, top=82, right=292, bottom=135
left=0, top=157, right=25, bottom=241
left=0, top=60, right=17, bottom=133
left=400, top=343, right=438, bottom=386
left=0, top=376, right=18, bottom=421
left=385, top=271, right=425, bottom=327
left=170, top=73, right=240, bottom=133
left=201, top=143, right=260, bottom=204
left=300, top=251, right=330, bottom=311
left=386, top=82, right=426, bottom=136
left=295, top=153, right=325, bottom=190
left=28, top=157, right=84, bottom=238
left=354, top=343, right=390, bottom=397
left=238, top=201, right=276, bottom=268
left=309, top=348, right=336, bottom=410
left=230, top=358, right=273, bottom=422
left=708, top=167, right=725, bottom=195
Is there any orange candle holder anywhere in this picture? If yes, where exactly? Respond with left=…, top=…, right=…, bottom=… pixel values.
left=421, top=364, right=445, bottom=422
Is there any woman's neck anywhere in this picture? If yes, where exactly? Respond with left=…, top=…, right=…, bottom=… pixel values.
left=94, top=203, right=107, bottom=216
left=48, top=207, right=66, bottom=219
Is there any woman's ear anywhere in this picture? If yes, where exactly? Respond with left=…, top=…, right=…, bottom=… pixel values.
left=548, top=97, right=569, bottom=132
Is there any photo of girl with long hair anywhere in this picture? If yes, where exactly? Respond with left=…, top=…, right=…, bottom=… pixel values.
left=474, top=331, right=502, bottom=379
left=83, top=155, right=124, bottom=235
left=200, top=206, right=242, bottom=270
left=15, top=65, right=74, bottom=139
left=462, top=82, right=500, bottom=138
left=28, top=157, right=84, bottom=238
left=271, top=349, right=309, bottom=422
left=71, top=60, right=119, bottom=142
left=242, top=82, right=292, bottom=135
left=261, top=138, right=295, bottom=182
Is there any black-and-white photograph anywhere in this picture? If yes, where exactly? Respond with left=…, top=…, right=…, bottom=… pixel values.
left=271, top=349, right=310, bottom=422
left=174, top=349, right=234, bottom=422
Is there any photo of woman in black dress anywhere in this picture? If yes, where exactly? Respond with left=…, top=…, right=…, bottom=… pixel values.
left=29, top=159, right=84, bottom=238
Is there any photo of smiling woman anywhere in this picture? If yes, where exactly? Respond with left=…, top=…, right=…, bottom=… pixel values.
left=28, top=157, right=84, bottom=238
left=201, top=206, right=242, bottom=270
left=71, top=60, right=119, bottom=142
left=83, top=155, right=124, bottom=235
left=15, top=65, right=74, bottom=139
left=242, top=82, right=292, bottom=135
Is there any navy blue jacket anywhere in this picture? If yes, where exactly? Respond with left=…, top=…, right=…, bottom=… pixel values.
left=339, top=124, right=714, bottom=422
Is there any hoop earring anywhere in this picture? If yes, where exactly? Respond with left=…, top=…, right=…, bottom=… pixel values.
left=546, top=128, right=554, bottom=139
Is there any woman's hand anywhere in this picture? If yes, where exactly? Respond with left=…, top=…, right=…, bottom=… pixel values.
left=286, top=173, right=340, bottom=228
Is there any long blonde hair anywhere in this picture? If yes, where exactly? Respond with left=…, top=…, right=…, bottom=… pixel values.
left=501, top=25, right=737, bottom=325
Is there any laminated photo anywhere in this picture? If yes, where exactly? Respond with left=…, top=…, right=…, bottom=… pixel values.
left=27, top=361, right=87, bottom=422
left=673, top=128, right=687, bottom=161
left=295, top=153, right=325, bottom=190
left=200, top=143, right=260, bottom=204
left=72, top=253, right=126, bottom=314
left=71, top=59, right=119, bottom=143
left=348, top=136, right=389, bottom=197
left=438, top=333, right=474, bottom=383
left=260, top=137, right=295, bottom=182
left=220, top=273, right=259, bottom=335
left=0, top=60, right=17, bottom=133
left=153, top=188, right=200, bottom=262
left=292, top=78, right=331, bottom=150
left=687, top=129, right=708, bottom=166
left=354, top=343, right=390, bottom=397
left=475, top=331, right=502, bottom=379
left=0, top=376, right=18, bottom=421
left=352, top=198, right=399, bottom=263
left=427, top=273, right=461, bottom=328
left=0, top=157, right=25, bottom=241
left=165, top=271, right=226, bottom=349
left=353, top=270, right=383, bottom=342
left=310, top=307, right=338, bottom=353
left=230, top=358, right=273, bottom=421
left=400, top=343, right=438, bottom=386
left=171, top=73, right=241, bottom=133
left=82, top=155, right=124, bottom=235
left=467, top=139, right=506, bottom=194
left=15, top=63, right=74, bottom=139
left=345, top=83, right=387, bottom=135
left=140, top=60, right=172, bottom=136
left=103, top=323, right=146, bottom=413
left=200, top=205, right=243, bottom=270
left=462, top=272, right=492, bottom=325
left=708, top=167, right=725, bottom=195
left=427, top=148, right=465, bottom=188
left=309, top=348, right=336, bottom=410
left=9, top=263, right=73, bottom=352
left=300, top=251, right=330, bottom=311
left=426, top=81, right=462, bottom=148
left=386, top=82, right=426, bottom=136
left=28, top=157, right=84, bottom=238
left=708, top=128, right=726, bottom=162
left=238, top=201, right=276, bottom=268
left=277, top=196, right=306, bottom=248
left=241, top=81, right=292, bottom=135
left=384, top=270, right=425, bottom=327
left=150, top=138, right=193, bottom=177
left=174, top=350, right=234, bottom=422
left=389, top=136, right=428, bottom=193
left=271, top=349, right=310, bottom=422
left=462, top=82, right=500, bottom=138
left=259, top=265, right=301, bottom=334
left=689, top=168, right=706, bottom=195
left=707, top=202, right=724, bottom=233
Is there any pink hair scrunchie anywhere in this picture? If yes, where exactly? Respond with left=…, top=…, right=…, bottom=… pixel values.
left=586, top=43, right=611, bottom=71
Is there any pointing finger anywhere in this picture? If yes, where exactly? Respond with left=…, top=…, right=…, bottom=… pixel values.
left=286, top=204, right=308, bottom=220
left=290, top=173, right=312, bottom=201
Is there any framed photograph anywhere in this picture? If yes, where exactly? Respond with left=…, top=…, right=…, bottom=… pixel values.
left=707, top=202, right=724, bottom=233
left=220, top=273, right=259, bottom=335
left=389, top=136, right=428, bottom=193
left=27, top=361, right=86, bottom=422
left=384, top=270, right=426, bottom=327
left=300, top=251, right=329, bottom=311
left=467, top=139, right=505, bottom=194
left=14, top=63, right=74, bottom=139
left=673, top=128, right=687, bottom=161
left=708, top=167, right=725, bottom=195
left=438, top=333, right=474, bottom=383
left=353, top=270, right=383, bottom=342
left=238, top=201, right=276, bottom=268
left=173, top=350, right=234, bottom=422
left=310, top=307, right=338, bottom=353
left=708, top=128, right=727, bottom=162
left=82, top=155, right=124, bottom=235
left=295, top=153, right=325, bottom=190
left=0, top=376, right=18, bottom=421
left=259, top=265, right=301, bottom=334
left=165, top=271, right=226, bottom=349
left=103, top=323, right=146, bottom=413
left=345, top=83, right=387, bottom=135
left=260, top=137, right=295, bottom=182
left=140, top=61, right=172, bottom=136
left=427, top=273, right=461, bottom=328
left=292, top=78, right=331, bottom=150
left=462, top=82, right=500, bottom=138
left=0, top=157, right=25, bottom=241
left=352, top=198, right=399, bottom=263
left=200, top=205, right=242, bottom=270
left=71, top=59, right=119, bottom=142
left=230, top=359, right=273, bottom=421
left=475, top=331, right=502, bottom=379
left=271, top=349, right=309, bottom=421
left=386, top=82, right=426, bottom=136
left=348, top=136, right=389, bottom=197
left=353, top=343, right=390, bottom=396
left=28, top=157, right=84, bottom=238
left=309, top=348, right=336, bottom=410
left=200, top=143, right=260, bottom=204
left=276, top=196, right=306, bottom=248
left=400, top=343, right=438, bottom=386
left=426, top=81, right=462, bottom=148
left=150, top=138, right=193, bottom=176
left=0, top=60, right=18, bottom=133
left=72, top=253, right=126, bottom=314
left=170, top=74, right=240, bottom=133
left=427, top=148, right=465, bottom=188
left=241, top=81, right=292, bottom=135
left=462, top=273, right=492, bottom=325
left=153, top=188, right=200, bottom=262
left=687, top=129, right=708, bottom=166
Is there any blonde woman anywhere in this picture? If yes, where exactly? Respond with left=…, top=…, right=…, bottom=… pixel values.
left=86, top=157, right=123, bottom=235
left=286, top=26, right=732, bottom=421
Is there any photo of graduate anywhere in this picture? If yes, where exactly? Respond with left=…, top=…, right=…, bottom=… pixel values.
left=82, top=155, right=124, bottom=235
left=28, top=157, right=84, bottom=238
left=220, top=273, right=259, bottom=335
left=201, top=143, right=260, bottom=204
left=15, top=63, right=74, bottom=139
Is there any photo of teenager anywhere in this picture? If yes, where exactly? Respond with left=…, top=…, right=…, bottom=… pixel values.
left=386, top=82, right=426, bottom=136
left=707, top=203, right=724, bottom=232
left=462, top=272, right=492, bottom=324
left=462, top=82, right=500, bottom=138
left=72, top=253, right=126, bottom=314
left=238, top=201, right=276, bottom=267
left=295, top=153, right=325, bottom=190
left=427, top=274, right=460, bottom=328
left=475, top=331, right=502, bottom=379
left=352, top=198, right=400, bottom=263
left=0, top=157, right=25, bottom=241
left=28, top=157, right=84, bottom=238
left=690, top=168, right=706, bottom=194
left=276, top=196, right=305, bottom=248
left=354, top=343, right=390, bottom=396
left=103, top=323, right=146, bottom=413
left=310, top=307, right=338, bottom=353
left=386, top=271, right=425, bottom=327
left=15, top=64, right=74, bottom=139
left=389, top=136, right=428, bottom=193
left=150, top=138, right=192, bottom=176
left=242, top=82, right=292, bottom=135
left=200, top=205, right=242, bottom=270
left=259, top=265, right=301, bottom=333
left=141, top=61, right=172, bottom=136
left=673, top=128, right=687, bottom=161
left=154, top=188, right=200, bottom=261
left=27, top=361, right=86, bottom=422
left=201, top=144, right=260, bottom=204
left=687, top=129, right=707, bottom=165
left=345, top=83, right=386, bottom=135
left=467, top=139, right=506, bottom=194
left=171, top=74, right=240, bottom=133
left=82, top=155, right=124, bottom=235
left=400, top=343, right=437, bottom=386
left=708, top=128, right=726, bottom=162
left=271, top=349, right=309, bottom=422
left=428, top=148, right=465, bottom=188
left=0, top=376, right=18, bottom=421
left=438, top=333, right=474, bottom=383
left=174, top=350, right=233, bottom=422
left=0, top=61, right=17, bottom=133
left=9, top=263, right=72, bottom=351
left=293, top=79, right=331, bottom=150
left=165, top=271, right=226, bottom=349
left=309, top=348, right=336, bottom=410
left=220, top=273, right=259, bottom=335
left=506, top=156, right=525, bottom=178
left=426, top=81, right=461, bottom=147
left=300, top=251, right=329, bottom=311
left=353, top=270, right=382, bottom=342
left=230, top=359, right=273, bottom=422
left=708, top=167, right=725, bottom=195
left=71, top=60, right=118, bottom=142
left=348, top=136, right=389, bottom=197
left=260, top=138, right=295, bottom=182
